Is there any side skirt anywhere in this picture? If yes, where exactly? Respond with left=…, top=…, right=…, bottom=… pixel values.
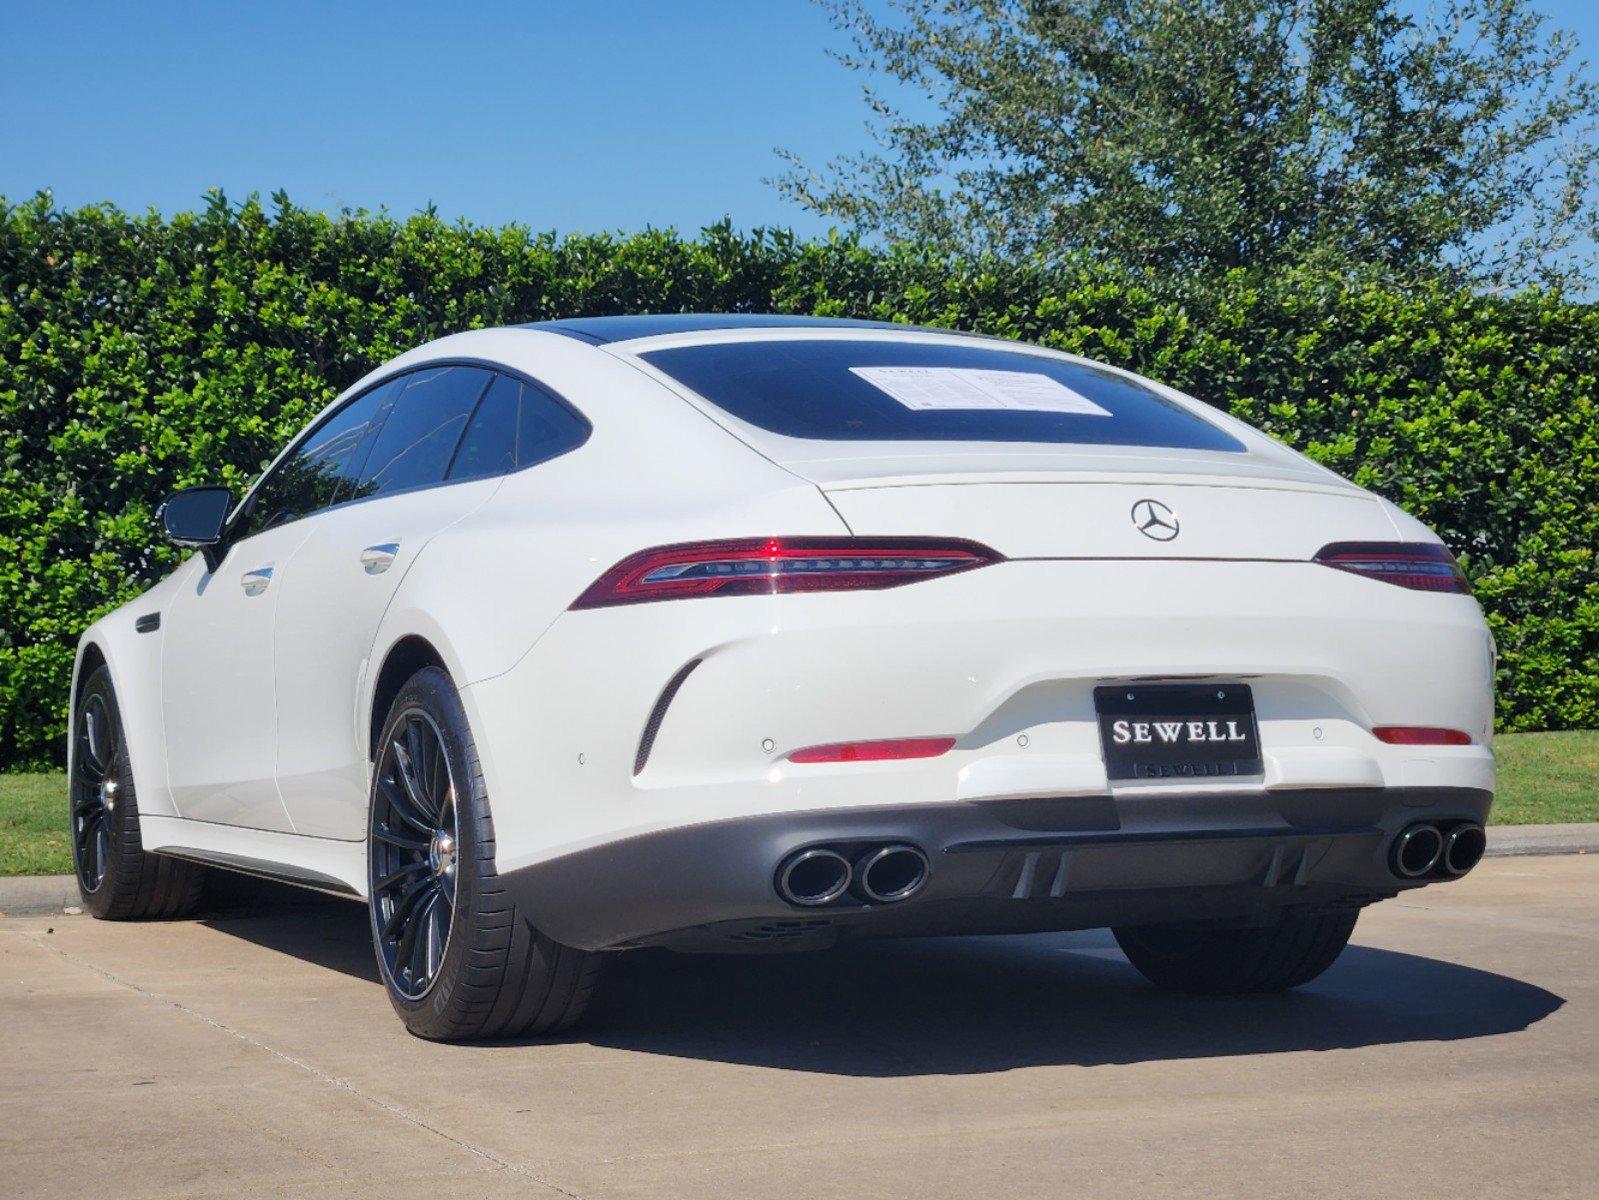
left=139, top=814, right=368, bottom=899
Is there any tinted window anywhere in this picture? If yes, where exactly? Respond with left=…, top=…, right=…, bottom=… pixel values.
left=234, top=378, right=397, bottom=541
left=448, top=373, right=519, bottom=481
left=353, top=366, right=492, bottom=499
left=517, top=382, right=590, bottom=467
left=641, top=340, right=1244, bottom=452
left=446, top=373, right=590, bottom=481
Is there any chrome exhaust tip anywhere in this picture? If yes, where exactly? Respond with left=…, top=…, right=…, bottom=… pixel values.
left=1442, top=823, right=1487, bottom=877
left=776, top=848, right=852, bottom=907
left=1391, top=823, right=1444, bottom=879
left=854, top=844, right=930, bottom=904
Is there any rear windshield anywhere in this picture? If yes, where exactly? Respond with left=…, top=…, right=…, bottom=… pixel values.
left=640, top=339, right=1244, bottom=452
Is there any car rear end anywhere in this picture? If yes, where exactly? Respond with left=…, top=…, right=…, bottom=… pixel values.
left=476, top=330, right=1495, bottom=953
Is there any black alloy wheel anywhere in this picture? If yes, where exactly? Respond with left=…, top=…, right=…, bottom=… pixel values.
left=366, top=665, right=601, bottom=1040
left=72, top=687, right=121, bottom=892
left=69, top=664, right=206, bottom=919
left=370, top=709, right=460, bottom=1000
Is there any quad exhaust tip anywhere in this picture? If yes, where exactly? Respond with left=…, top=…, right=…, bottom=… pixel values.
left=1442, top=823, right=1487, bottom=877
left=776, top=848, right=852, bottom=907
left=854, top=844, right=930, bottom=904
left=1391, top=823, right=1444, bottom=879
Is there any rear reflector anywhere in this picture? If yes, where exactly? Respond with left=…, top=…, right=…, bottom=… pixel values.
left=570, top=537, right=1002, bottom=609
left=788, top=737, right=957, bottom=764
left=1313, top=541, right=1470, bottom=594
left=1372, top=726, right=1473, bottom=746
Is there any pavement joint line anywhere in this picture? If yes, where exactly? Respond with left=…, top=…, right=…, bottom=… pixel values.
left=13, top=928, right=584, bottom=1200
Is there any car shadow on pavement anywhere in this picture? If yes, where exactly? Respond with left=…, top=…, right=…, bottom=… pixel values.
left=204, top=882, right=1563, bottom=1077
left=576, top=931, right=1563, bottom=1075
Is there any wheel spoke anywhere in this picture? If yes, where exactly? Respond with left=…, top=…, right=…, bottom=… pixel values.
left=75, top=743, right=102, bottom=782
left=78, top=742, right=103, bottom=783
left=91, top=821, right=109, bottom=885
left=74, top=809, right=96, bottom=854
left=378, top=774, right=433, bottom=834
left=381, top=878, right=432, bottom=941
left=392, top=905, right=423, bottom=982
left=408, top=717, right=441, bottom=820
left=373, top=825, right=428, bottom=853
left=374, top=860, right=428, bottom=893
left=394, top=888, right=436, bottom=984
left=392, top=733, right=439, bottom=825
left=84, top=701, right=109, bottom=775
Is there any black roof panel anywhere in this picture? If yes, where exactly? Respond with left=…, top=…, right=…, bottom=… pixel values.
left=520, top=313, right=947, bottom=346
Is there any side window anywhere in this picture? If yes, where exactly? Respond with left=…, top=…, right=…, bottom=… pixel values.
left=233, top=378, right=397, bottom=542
left=448, top=373, right=519, bottom=482
left=445, top=372, right=591, bottom=483
left=352, top=366, right=493, bottom=500
left=516, top=381, right=589, bottom=467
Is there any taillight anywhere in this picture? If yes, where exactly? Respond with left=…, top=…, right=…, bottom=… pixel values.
left=570, top=537, right=1002, bottom=609
left=1313, top=542, right=1470, bottom=594
left=789, top=737, right=957, bottom=763
left=1373, top=726, right=1473, bottom=746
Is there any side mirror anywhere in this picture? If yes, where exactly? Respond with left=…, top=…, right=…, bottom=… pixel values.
left=158, top=486, right=233, bottom=571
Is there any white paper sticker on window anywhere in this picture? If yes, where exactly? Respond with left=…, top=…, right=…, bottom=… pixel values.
left=848, top=366, right=1113, bottom=417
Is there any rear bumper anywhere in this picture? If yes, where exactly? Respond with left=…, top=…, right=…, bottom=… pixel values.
left=502, top=785, right=1491, bottom=952
left=464, top=558, right=1496, bottom=881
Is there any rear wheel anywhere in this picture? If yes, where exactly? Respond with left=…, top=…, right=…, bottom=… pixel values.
left=71, top=665, right=207, bottom=919
left=1113, top=908, right=1358, bottom=994
left=367, top=666, right=601, bottom=1040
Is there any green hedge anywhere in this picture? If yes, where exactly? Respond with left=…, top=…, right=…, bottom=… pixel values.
left=2, top=192, right=1595, bottom=768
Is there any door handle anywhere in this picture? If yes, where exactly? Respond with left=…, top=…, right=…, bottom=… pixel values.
left=240, top=566, right=273, bottom=596
left=360, top=542, right=400, bottom=575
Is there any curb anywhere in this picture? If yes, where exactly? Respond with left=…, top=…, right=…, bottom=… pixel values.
left=3, top=823, right=1595, bottom=916
left=1485, top=822, right=1599, bottom=859
left=0, top=874, right=81, bottom=916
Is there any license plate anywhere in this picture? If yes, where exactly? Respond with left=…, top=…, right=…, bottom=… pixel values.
left=1095, top=683, right=1262, bottom=781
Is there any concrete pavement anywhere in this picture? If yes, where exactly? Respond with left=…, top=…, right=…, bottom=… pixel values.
left=2, top=856, right=1596, bottom=1199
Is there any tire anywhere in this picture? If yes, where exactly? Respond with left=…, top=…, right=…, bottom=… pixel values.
left=1113, top=908, right=1359, bottom=994
left=71, top=665, right=207, bottom=920
left=367, top=665, right=601, bottom=1041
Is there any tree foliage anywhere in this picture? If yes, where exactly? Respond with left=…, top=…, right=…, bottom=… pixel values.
left=777, top=0, right=1599, bottom=290
left=0, top=192, right=1595, bottom=768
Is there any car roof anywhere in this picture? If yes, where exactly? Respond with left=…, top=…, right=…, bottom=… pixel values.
left=518, top=313, right=964, bottom=346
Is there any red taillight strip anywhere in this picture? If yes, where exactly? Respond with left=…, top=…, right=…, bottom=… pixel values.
left=570, top=537, right=1003, bottom=609
left=1313, top=541, right=1470, bottom=594
left=1372, top=726, right=1473, bottom=746
left=788, top=736, right=957, bottom=764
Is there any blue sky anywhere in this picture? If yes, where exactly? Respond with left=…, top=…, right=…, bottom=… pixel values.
left=4, top=1, right=1597, bottom=237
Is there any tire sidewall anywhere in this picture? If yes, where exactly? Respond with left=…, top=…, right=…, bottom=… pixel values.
left=367, top=666, right=490, bottom=1035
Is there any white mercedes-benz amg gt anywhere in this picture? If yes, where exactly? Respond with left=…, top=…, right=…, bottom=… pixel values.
left=70, top=314, right=1495, bottom=1039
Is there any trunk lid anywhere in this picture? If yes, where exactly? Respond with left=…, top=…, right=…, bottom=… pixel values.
left=802, top=449, right=1395, bottom=560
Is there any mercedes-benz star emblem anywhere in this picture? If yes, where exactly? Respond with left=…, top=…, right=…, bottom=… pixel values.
left=1131, top=498, right=1180, bottom=541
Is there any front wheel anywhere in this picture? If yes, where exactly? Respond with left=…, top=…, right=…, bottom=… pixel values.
left=1113, top=908, right=1359, bottom=994
left=71, top=665, right=207, bottom=919
left=367, top=666, right=601, bottom=1040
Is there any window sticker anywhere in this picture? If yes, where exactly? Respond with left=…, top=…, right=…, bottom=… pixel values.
left=848, top=366, right=1113, bottom=416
